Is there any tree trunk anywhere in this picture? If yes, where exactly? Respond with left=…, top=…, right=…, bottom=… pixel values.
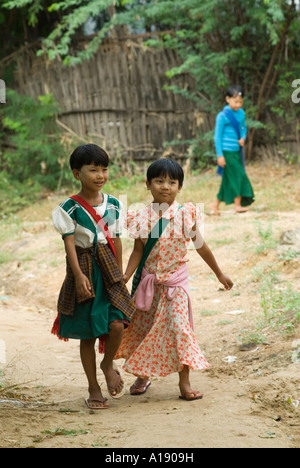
left=107, top=5, right=127, bottom=38
left=247, top=3, right=295, bottom=158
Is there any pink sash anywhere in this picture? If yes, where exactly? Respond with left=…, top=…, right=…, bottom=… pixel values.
left=135, top=263, right=194, bottom=330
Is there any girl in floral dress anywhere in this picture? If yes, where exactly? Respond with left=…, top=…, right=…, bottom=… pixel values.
left=116, top=159, right=233, bottom=401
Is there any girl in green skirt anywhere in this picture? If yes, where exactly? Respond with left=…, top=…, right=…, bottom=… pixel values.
left=211, top=85, right=254, bottom=215
left=51, top=144, right=135, bottom=410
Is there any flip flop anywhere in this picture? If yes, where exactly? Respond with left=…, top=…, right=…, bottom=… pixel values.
left=107, top=364, right=126, bottom=399
left=130, top=380, right=151, bottom=396
left=179, top=391, right=203, bottom=401
left=85, top=398, right=109, bottom=410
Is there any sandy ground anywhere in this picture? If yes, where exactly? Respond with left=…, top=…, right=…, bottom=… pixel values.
left=0, top=173, right=300, bottom=448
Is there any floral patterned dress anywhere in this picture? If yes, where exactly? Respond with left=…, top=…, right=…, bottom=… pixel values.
left=116, top=200, right=210, bottom=377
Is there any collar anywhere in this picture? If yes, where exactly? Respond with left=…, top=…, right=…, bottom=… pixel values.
left=149, top=200, right=179, bottom=221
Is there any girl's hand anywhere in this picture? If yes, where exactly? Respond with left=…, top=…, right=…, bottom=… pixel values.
left=218, top=156, right=226, bottom=168
left=238, top=138, right=245, bottom=147
left=75, top=272, right=92, bottom=298
left=218, top=273, right=233, bottom=290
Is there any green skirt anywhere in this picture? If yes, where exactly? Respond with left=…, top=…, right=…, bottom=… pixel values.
left=59, top=257, right=128, bottom=340
left=217, top=150, right=254, bottom=207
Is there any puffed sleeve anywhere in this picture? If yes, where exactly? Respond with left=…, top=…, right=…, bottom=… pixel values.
left=183, top=202, right=204, bottom=247
left=52, top=204, right=76, bottom=239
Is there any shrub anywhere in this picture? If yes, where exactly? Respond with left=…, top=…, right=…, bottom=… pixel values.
left=0, top=89, right=67, bottom=190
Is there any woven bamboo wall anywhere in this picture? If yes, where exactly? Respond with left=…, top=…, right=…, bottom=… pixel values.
left=12, top=37, right=212, bottom=165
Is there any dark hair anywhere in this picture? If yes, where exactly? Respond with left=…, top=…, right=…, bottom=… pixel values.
left=226, top=85, right=244, bottom=98
left=147, top=158, right=184, bottom=187
left=70, top=144, right=109, bottom=170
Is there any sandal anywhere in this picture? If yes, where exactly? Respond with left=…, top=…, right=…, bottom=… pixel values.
left=179, top=391, right=203, bottom=401
left=130, top=380, right=151, bottom=396
left=85, top=398, right=109, bottom=410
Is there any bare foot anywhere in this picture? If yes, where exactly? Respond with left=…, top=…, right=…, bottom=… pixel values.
left=210, top=203, right=220, bottom=216
left=100, top=362, right=125, bottom=398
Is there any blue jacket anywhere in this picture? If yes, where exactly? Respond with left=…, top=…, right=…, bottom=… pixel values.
left=214, top=105, right=247, bottom=157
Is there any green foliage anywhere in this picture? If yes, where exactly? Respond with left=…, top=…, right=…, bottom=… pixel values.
left=4, top=0, right=49, bottom=27
left=38, top=1, right=113, bottom=64
left=2, top=0, right=300, bottom=168
left=255, top=221, right=278, bottom=254
left=140, top=1, right=299, bottom=111
left=41, top=427, right=90, bottom=436
left=0, top=89, right=67, bottom=192
left=0, top=1, right=61, bottom=61
left=259, top=275, right=300, bottom=336
left=0, top=171, right=42, bottom=218
left=6, top=1, right=299, bottom=107
left=252, top=265, right=300, bottom=336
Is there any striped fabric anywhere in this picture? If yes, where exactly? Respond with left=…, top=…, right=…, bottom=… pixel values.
left=57, top=243, right=136, bottom=320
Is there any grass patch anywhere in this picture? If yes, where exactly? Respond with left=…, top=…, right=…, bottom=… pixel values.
left=255, top=221, right=278, bottom=254
left=259, top=278, right=300, bottom=335
left=199, top=309, right=221, bottom=316
left=0, top=251, right=14, bottom=264
left=253, top=266, right=300, bottom=336
left=237, top=330, right=267, bottom=346
left=0, top=172, right=42, bottom=220
left=278, top=249, right=300, bottom=262
left=41, top=428, right=90, bottom=437
left=238, top=265, right=300, bottom=346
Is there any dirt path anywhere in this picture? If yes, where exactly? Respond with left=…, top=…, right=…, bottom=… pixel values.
left=0, top=190, right=299, bottom=448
